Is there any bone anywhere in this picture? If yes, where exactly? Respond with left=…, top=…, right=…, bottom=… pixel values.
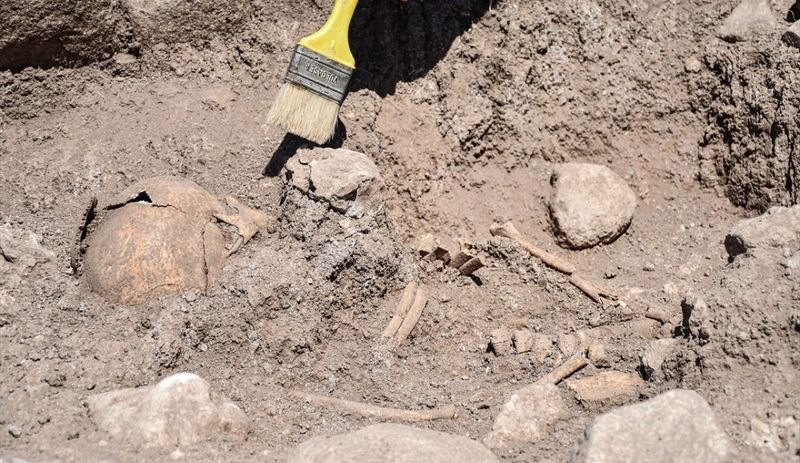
left=458, top=257, right=484, bottom=276
left=394, top=285, right=429, bottom=345
left=645, top=307, right=671, bottom=324
left=382, top=282, right=419, bottom=338
left=292, top=390, right=457, bottom=421
left=536, top=345, right=589, bottom=385
left=490, top=221, right=577, bottom=274
left=449, top=250, right=473, bottom=269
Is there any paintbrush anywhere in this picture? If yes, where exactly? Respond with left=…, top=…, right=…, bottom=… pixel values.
left=267, top=0, right=359, bottom=144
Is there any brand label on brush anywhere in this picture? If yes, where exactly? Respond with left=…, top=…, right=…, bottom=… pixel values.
left=286, top=46, right=353, bottom=104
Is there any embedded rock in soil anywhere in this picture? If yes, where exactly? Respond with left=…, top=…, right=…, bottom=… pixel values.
left=126, top=0, right=252, bottom=45
left=287, top=423, right=499, bottom=463
left=285, top=147, right=385, bottom=218
left=638, top=338, right=678, bottom=381
left=717, top=0, right=779, bottom=43
left=484, top=383, right=568, bottom=449
left=725, top=206, right=800, bottom=259
left=0, top=0, right=131, bottom=71
left=281, top=147, right=406, bottom=301
left=87, top=372, right=249, bottom=449
left=0, top=224, right=55, bottom=290
left=573, top=390, right=734, bottom=463
left=548, top=163, right=637, bottom=249
left=82, top=176, right=268, bottom=304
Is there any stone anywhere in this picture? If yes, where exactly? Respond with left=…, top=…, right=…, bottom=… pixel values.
left=684, top=56, right=703, bottom=73
left=285, top=148, right=385, bottom=219
left=566, top=371, right=643, bottom=403
left=287, top=423, right=498, bottom=463
left=87, top=372, right=248, bottom=449
left=749, top=416, right=799, bottom=455
left=484, top=383, right=567, bottom=449
left=725, top=206, right=800, bottom=259
left=512, top=329, right=534, bottom=353
left=681, top=292, right=711, bottom=340
left=717, top=0, right=779, bottom=43
left=7, top=425, right=22, bottom=438
left=782, top=251, right=800, bottom=269
left=783, top=21, right=800, bottom=48
left=548, top=163, right=637, bottom=249
left=587, top=343, right=609, bottom=368
left=639, top=338, right=678, bottom=381
left=0, top=224, right=55, bottom=290
left=488, top=327, right=514, bottom=356
left=83, top=176, right=267, bottom=304
left=573, top=390, right=734, bottom=462
left=126, top=0, right=252, bottom=45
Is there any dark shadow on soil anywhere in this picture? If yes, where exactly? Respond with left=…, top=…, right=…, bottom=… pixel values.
left=263, top=121, right=346, bottom=177
left=349, top=0, right=494, bottom=96
left=788, top=1, right=800, bottom=22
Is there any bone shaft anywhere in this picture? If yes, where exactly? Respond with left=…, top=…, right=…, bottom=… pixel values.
left=536, top=348, right=589, bottom=385
left=394, top=286, right=428, bottom=345
left=569, top=274, right=602, bottom=304
left=382, top=282, right=418, bottom=338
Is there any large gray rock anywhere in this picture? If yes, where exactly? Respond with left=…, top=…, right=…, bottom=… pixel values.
left=725, top=206, right=800, bottom=259
left=484, top=383, right=568, bottom=449
left=548, top=163, right=637, bottom=249
left=0, top=0, right=130, bottom=70
left=573, top=389, right=734, bottom=463
left=287, top=423, right=499, bottom=463
left=286, top=148, right=385, bottom=219
left=717, top=0, right=779, bottom=43
left=87, top=373, right=249, bottom=449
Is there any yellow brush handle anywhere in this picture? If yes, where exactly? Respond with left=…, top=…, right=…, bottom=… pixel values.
left=299, top=0, right=359, bottom=69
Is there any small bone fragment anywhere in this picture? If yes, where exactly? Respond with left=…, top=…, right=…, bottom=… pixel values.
left=536, top=346, right=589, bottom=385
left=291, top=390, right=457, bottom=421
left=425, top=246, right=450, bottom=263
left=394, top=286, right=429, bottom=345
left=489, top=328, right=514, bottom=356
left=382, top=282, right=419, bottom=338
left=213, top=196, right=270, bottom=255
left=458, top=257, right=484, bottom=276
left=417, top=234, right=436, bottom=257
left=645, top=307, right=671, bottom=324
left=449, top=250, right=473, bottom=269
left=490, top=221, right=577, bottom=274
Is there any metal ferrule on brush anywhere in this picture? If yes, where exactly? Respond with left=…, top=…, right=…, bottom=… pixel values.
left=284, top=45, right=353, bottom=105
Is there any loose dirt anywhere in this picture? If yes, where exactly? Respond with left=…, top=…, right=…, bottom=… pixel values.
left=1, top=0, right=798, bottom=462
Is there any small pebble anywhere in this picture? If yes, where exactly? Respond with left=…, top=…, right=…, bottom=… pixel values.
left=8, top=425, right=22, bottom=438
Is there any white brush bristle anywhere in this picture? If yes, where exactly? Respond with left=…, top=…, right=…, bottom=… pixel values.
left=267, top=83, right=340, bottom=144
